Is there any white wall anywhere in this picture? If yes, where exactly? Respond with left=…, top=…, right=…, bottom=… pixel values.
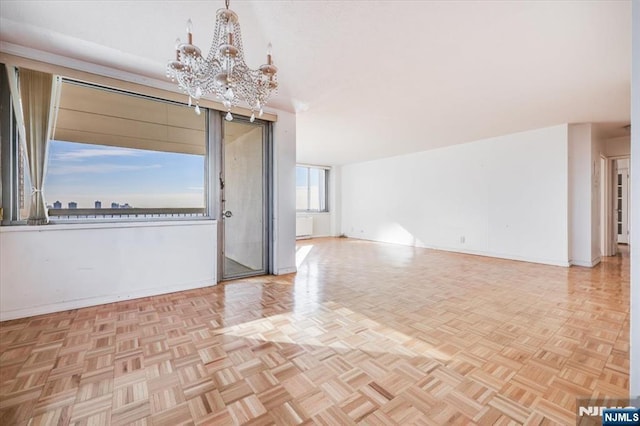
left=273, top=110, right=297, bottom=275
left=296, top=212, right=331, bottom=237
left=330, top=166, right=342, bottom=236
left=0, top=221, right=217, bottom=321
left=568, top=123, right=601, bottom=266
left=591, top=130, right=605, bottom=262
left=341, top=125, right=569, bottom=266
left=630, top=0, right=639, bottom=398
left=603, top=136, right=631, bottom=157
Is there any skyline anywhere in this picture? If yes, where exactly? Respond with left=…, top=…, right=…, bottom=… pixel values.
left=44, top=140, right=205, bottom=208
left=49, top=200, right=133, bottom=209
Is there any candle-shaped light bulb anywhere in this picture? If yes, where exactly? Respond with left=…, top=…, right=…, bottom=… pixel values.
left=175, top=38, right=181, bottom=60
left=226, top=22, right=234, bottom=45
left=186, top=19, right=193, bottom=44
left=267, top=42, right=272, bottom=64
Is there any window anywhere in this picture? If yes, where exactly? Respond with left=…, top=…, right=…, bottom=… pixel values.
left=44, top=81, right=207, bottom=220
left=0, top=65, right=32, bottom=223
left=296, top=165, right=328, bottom=212
left=46, top=141, right=204, bottom=214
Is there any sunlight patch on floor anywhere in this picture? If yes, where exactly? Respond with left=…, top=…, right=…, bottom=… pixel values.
left=214, top=302, right=452, bottom=362
left=296, top=244, right=313, bottom=268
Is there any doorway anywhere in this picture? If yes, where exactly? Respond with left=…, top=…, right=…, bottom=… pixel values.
left=616, top=158, right=630, bottom=244
left=219, top=116, right=270, bottom=280
left=600, top=155, right=607, bottom=255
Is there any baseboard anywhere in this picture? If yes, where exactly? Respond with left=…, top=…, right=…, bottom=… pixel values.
left=431, top=245, right=571, bottom=267
left=571, top=257, right=601, bottom=267
left=276, top=266, right=297, bottom=275
left=0, top=279, right=216, bottom=321
left=346, top=235, right=571, bottom=267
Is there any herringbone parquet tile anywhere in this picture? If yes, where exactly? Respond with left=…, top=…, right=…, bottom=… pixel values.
left=0, top=238, right=630, bottom=425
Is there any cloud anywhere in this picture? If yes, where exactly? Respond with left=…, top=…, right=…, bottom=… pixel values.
left=47, top=163, right=162, bottom=175
left=52, top=148, right=140, bottom=161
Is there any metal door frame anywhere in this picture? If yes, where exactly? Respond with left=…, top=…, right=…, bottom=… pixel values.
left=212, top=111, right=272, bottom=281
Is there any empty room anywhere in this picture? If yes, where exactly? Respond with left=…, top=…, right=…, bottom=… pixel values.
left=0, top=0, right=638, bottom=425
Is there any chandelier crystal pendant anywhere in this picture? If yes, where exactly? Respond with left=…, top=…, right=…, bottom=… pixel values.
left=166, top=0, right=278, bottom=121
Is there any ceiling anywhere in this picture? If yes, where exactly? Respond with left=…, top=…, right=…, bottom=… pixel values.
left=0, top=1, right=632, bottom=165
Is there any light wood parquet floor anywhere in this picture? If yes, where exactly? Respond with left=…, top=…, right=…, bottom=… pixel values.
left=0, top=238, right=630, bottom=425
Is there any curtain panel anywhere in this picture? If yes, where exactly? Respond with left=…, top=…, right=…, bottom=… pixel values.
left=7, top=66, right=61, bottom=225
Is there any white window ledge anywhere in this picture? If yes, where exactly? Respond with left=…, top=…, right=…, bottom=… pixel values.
left=0, top=219, right=217, bottom=233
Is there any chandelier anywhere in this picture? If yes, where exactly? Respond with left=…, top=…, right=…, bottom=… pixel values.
left=166, top=0, right=278, bottom=121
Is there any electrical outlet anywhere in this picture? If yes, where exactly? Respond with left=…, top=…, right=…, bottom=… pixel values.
left=460, top=236, right=465, bottom=244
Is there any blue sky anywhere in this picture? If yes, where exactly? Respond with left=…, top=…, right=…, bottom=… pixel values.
left=45, top=141, right=205, bottom=208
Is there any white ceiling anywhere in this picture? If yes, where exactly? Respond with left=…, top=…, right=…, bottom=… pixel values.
left=0, top=0, right=632, bottom=165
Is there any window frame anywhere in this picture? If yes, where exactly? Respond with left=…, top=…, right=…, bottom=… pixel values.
left=296, top=164, right=330, bottom=213
left=50, top=80, right=211, bottom=223
left=0, top=64, right=24, bottom=225
left=1, top=74, right=216, bottom=225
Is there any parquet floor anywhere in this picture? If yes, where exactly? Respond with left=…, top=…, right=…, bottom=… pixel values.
left=0, top=238, right=630, bottom=425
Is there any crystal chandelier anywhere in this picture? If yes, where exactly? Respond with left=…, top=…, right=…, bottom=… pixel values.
left=166, top=0, right=278, bottom=121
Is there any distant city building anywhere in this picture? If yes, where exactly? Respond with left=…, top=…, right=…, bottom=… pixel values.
left=68, top=202, right=78, bottom=209
left=109, top=202, right=132, bottom=209
left=53, top=201, right=62, bottom=209
left=95, top=201, right=102, bottom=209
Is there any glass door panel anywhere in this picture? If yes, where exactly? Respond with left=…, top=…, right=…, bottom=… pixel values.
left=222, top=119, right=267, bottom=279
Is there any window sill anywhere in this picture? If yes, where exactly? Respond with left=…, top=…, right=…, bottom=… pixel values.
left=0, top=219, right=217, bottom=233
